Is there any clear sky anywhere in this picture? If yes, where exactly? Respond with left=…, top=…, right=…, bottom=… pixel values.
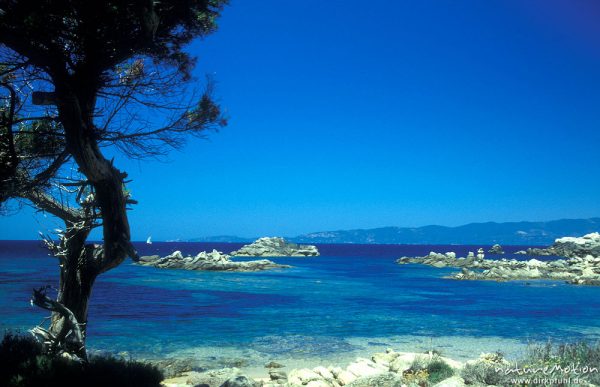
left=2, top=0, right=600, bottom=241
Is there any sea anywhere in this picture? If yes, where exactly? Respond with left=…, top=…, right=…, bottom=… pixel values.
left=2, top=240, right=600, bottom=372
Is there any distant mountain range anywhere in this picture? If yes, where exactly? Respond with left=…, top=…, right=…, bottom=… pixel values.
left=188, top=235, right=254, bottom=243
left=191, top=218, right=600, bottom=245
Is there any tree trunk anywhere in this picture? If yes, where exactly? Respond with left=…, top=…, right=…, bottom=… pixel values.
left=55, top=84, right=136, bottom=271
left=49, top=226, right=97, bottom=359
left=34, top=79, right=137, bottom=358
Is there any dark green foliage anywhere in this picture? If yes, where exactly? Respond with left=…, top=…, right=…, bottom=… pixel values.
left=527, top=341, right=600, bottom=367
left=461, top=361, right=507, bottom=386
left=406, top=355, right=454, bottom=385
left=0, top=332, right=163, bottom=387
left=523, top=341, right=600, bottom=385
left=14, top=120, right=65, bottom=159
left=426, top=358, right=454, bottom=384
left=0, top=0, right=228, bottom=79
left=462, top=342, right=600, bottom=386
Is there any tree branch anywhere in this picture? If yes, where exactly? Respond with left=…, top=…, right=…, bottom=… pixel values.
left=30, top=286, right=86, bottom=361
left=22, top=188, right=84, bottom=224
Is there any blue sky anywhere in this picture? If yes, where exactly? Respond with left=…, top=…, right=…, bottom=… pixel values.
left=2, top=0, right=600, bottom=240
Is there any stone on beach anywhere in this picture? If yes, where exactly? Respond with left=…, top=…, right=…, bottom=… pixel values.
left=184, top=367, right=243, bottom=387
left=220, top=375, right=259, bottom=387
left=432, top=375, right=467, bottom=387
left=162, top=348, right=467, bottom=387
left=346, top=372, right=403, bottom=387
left=371, top=348, right=400, bottom=367
left=268, top=369, right=287, bottom=383
left=288, top=368, right=323, bottom=385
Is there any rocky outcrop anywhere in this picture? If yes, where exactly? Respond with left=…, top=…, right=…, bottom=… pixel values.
left=230, top=237, right=319, bottom=257
left=181, top=368, right=259, bottom=387
left=487, top=244, right=504, bottom=254
left=259, top=349, right=462, bottom=387
left=397, top=249, right=600, bottom=286
left=138, top=249, right=290, bottom=272
left=397, top=233, right=600, bottom=285
left=524, top=247, right=556, bottom=256
left=149, top=357, right=198, bottom=379
left=524, top=232, right=600, bottom=258
left=161, top=349, right=466, bottom=387
left=551, top=232, right=600, bottom=258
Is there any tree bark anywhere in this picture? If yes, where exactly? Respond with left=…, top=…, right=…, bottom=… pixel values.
left=48, top=224, right=97, bottom=359
left=55, top=84, right=137, bottom=273
left=32, top=80, right=138, bottom=356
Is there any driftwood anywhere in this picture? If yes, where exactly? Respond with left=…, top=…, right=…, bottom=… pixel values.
left=30, top=286, right=87, bottom=361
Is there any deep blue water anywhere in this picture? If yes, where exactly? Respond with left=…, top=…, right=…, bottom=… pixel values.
left=2, top=241, right=600, bottom=360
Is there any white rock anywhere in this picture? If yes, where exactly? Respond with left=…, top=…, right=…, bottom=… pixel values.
left=581, top=267, right=597, bottom=278
left=288, top=368, right=323, bottom=385
left=371, top=350, right=399, bottom=367
left=433, top=375, right=467, bottom=386
left=313, top=366, right=335, bottom=380
left=346, top=359, right=386, bottom=379
left=526, top=259, right=545, bottom=268
left=166, top=250, right=184, bottom=260
left=388, top=353, right=416, bottom=373
left=336, top=370, right=357, bottom=385
left=306, top=380, right=331, bottom=387
left=328, top=366, right=343, bottom=378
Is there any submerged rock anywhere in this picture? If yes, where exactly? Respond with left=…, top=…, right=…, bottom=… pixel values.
left=264, top=361, right=285, bottom=369
left=230, top=237, right=319, bottom=257
left=138, top=249, right=290, bottom=272
left=147, top=357, right=199, bottom=378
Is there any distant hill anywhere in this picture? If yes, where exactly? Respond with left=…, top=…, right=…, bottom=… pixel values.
left=187, top=235, right=254, bottom=243
left=292, top=218, right=600, bottom=245
left=188, top=218, right=600, bottom=245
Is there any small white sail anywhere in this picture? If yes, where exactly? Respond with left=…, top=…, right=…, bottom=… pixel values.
left=146, top=236, right=152, bottom=244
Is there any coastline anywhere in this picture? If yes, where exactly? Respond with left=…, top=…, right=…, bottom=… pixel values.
left=153, top=334, right=530, bottom=380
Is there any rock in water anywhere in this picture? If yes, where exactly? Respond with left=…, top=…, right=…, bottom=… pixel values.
left=230, top=237, right=319, bottom=257
left=552, top=233, right=600, bottom=258
left=264, top=361, right=285, bottom=369
left=488, top=244, right=504, bottom=254
left=522, top=233, right=600, bottom=258
left=397, top=244, right=600, bottom=286
left=138, top=249, right=290, bottom=272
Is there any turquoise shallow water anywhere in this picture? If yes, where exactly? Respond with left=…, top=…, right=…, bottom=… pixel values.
left=2, top=241, right=600, bottom=366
